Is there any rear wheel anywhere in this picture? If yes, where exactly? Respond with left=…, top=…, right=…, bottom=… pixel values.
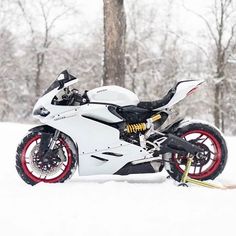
left=16, top=131, right=77, bottom=185
left=167, top=122, right=228, bottom=182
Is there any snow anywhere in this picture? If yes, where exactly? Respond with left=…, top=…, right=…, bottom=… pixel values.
left=0, top=122, right=236, bottom=236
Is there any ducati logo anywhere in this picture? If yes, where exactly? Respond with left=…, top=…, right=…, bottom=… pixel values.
left=97, top=89, right=107, bottom=93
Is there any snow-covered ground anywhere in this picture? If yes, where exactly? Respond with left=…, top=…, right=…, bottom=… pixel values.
left=0, top=122, right=236, bottom=236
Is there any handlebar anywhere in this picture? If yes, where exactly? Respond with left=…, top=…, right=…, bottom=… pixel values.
left=71, top=89, right=87, bottom=104
left=53, top=88, right=88, bottom=106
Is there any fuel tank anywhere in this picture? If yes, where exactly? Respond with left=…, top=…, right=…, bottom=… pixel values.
left=87, top=85, right=139, bottom=106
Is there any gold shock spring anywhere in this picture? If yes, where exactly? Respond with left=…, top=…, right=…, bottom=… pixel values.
left=126, top=113, right=162, bottom=133
left=150, top=113, right=161, bottom=122
left=126, top=123, right=147, bottom=133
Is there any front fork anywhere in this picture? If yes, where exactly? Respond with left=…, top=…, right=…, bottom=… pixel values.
left=39, top=130, right=61, bottom=162
left=49, top=130, right=60, bottom=150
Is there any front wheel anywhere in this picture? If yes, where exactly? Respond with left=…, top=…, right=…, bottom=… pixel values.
left=16, top=130, right=77, bottom=185
left=167, top=121, right=228, bottom=182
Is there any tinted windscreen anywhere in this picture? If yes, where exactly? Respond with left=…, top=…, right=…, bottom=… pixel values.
left=43, top=80, right=60, bottom=95
left=42, top=70, right=77, bottom=95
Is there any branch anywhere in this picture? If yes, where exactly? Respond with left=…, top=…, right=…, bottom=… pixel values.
left=39, top=1, right=50, bottom=49
left=168, top=30, right=214, bottom=70
left=182, top=1, right=219, bottom=48
left=16, top=0, right=35, bottom=38
left=48, top=7, right=72, bottom=31
left=224, top=23, right=236, bottom=51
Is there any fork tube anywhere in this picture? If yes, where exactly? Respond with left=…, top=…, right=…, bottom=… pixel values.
left=49, top=130, right=60, bottom=150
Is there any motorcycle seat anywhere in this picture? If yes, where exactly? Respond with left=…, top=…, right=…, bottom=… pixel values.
left=137, top=87, right=175, bottom=110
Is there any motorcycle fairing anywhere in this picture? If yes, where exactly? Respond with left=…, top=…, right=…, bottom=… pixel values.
left=34, top=84, right=149, bottom=175
left=44, top=110, right=149, bottom=175
left=32, top=71, right=204, bottom=176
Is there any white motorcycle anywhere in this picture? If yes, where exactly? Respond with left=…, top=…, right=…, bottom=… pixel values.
left=16, top=70, right=228, bottom=185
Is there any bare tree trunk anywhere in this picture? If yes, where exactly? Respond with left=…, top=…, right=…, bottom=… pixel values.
left=220, top=87, right=224, bottom=132
left=103, top=0, right=126, bottom=87
left=35, top=53, right=43, bottom=98
left=214, top=82, right=221, bottom=128
left=131, top=30, right=140, bottom=92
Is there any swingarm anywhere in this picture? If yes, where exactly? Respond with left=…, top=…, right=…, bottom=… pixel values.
left=152, top=132, right=204, bottom=156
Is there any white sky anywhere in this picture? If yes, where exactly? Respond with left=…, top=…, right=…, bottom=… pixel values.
left=7, top=0, right=222, bottom=45
left=71, top=0, right=215, bottom=41
left=75, top=0, right=211, bottom=29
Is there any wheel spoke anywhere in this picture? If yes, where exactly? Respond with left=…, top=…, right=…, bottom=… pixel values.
left=201, top=137, right=208, bottom=144
left=209, top=150, right=216, bottom=155
left=196, top=134, right=203, bottom=141
left=190, top=134, right=204, bottom=142
left=199, top=165, right=203, bottom=174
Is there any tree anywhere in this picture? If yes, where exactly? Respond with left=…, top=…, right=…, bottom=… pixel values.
left=184, top=0, right=236, bottom=131
left=125, top=0, right=158, bottom=93
left=125, top=0, right=180, bottom=100
left=16, top=0, right=75, bottom=98
left=103, top=0, right=126, bottom=87
left=0, top=0, right=19, bottom=120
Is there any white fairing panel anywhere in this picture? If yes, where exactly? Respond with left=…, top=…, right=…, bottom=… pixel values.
left=87, top=85, right=139, bottom=106
left=42, top=107, right=148, bottom=175
left=157, top=80, right=204, bottom=109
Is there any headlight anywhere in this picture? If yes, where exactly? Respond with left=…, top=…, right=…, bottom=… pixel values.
left=33, top=106, right=50, bottom=117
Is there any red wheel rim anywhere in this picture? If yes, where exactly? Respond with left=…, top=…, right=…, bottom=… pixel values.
left=172, top=129, right=222, bottom=179
left=21, top=134, right=72, bottom=183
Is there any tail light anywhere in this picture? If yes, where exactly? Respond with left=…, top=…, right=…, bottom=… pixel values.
left=187, top=87, right=198, bottom=96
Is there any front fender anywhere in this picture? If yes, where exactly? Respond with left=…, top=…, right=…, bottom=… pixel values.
left=28, top=125, right=56, bottom=134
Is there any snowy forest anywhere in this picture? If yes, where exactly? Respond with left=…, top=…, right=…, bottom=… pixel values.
left=0, top=0, right=236, bottom=134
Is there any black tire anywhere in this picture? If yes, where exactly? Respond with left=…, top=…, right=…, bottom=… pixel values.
left=16, top=130, right=77, bottom=185
left=167, top=121, right=228, bottom=182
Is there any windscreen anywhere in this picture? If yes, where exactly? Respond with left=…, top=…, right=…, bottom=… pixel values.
left=43, top=70, right=77, bottom=95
